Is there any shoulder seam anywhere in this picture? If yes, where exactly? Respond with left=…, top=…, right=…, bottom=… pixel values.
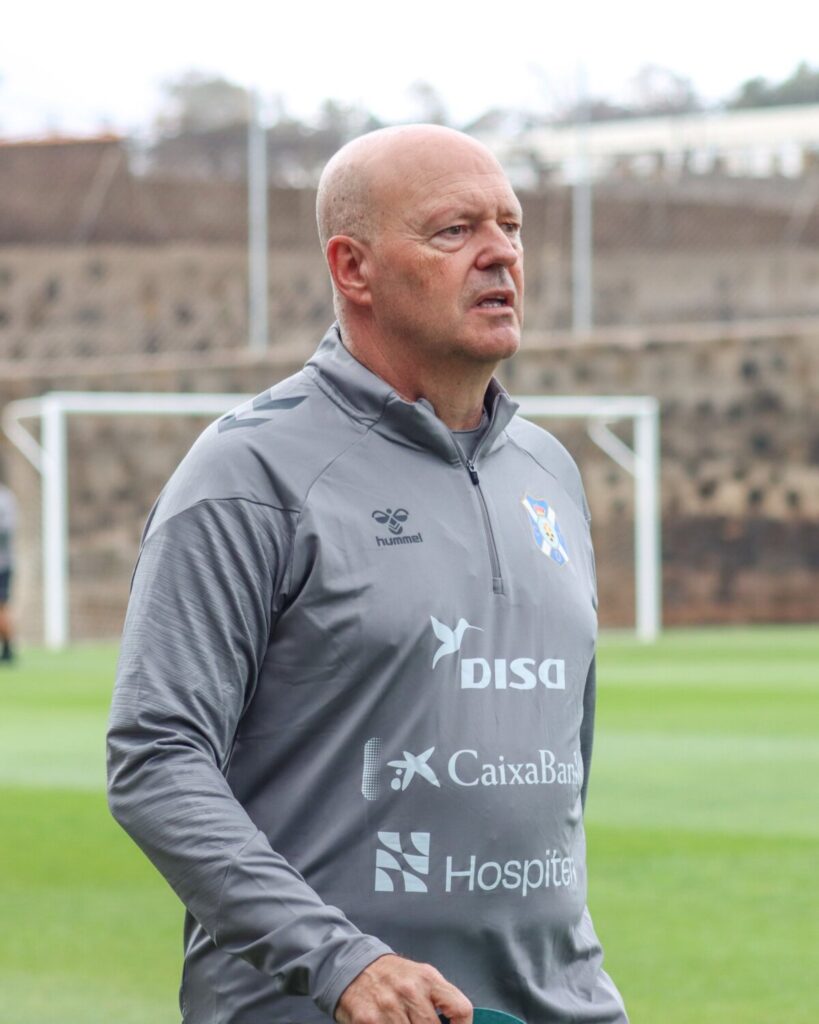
left=506, top=433, right=590, bottom=524
left=506, top=432, right=561, bottom=484
left=286, top=419, right=380, bottom=596
left=304, top=363, right=387, bottom=427
left=144, top=496, right=300, bottom=548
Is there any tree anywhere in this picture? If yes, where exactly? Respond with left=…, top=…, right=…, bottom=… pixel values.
left=154, top=71, right=250, bottom=135
left=623, top=64, right=701, bottom=116
left=316, top=99, right=383, bottom=141
left=729, top=62, right=819, bottom=109
left=407, top=81, right=449, bottom=125
left=145, top=86, right=387, bottom=186
left=558, top=65, right=700, bottom=123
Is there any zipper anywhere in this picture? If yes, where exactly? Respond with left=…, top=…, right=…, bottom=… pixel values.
left=465, top=458, right=504, bottom=595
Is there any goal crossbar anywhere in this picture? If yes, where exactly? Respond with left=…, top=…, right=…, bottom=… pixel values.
left=3, top=391, right=660, bottom=648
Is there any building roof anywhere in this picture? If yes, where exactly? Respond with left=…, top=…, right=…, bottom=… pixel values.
left=486, top=102, right=819, bottom=181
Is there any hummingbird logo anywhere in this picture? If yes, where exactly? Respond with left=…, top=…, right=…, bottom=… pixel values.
left=430, top=616, right=482, bottom=668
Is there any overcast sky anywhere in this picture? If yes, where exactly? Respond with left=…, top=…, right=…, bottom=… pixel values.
left=2, top=0, right=817, bottom=137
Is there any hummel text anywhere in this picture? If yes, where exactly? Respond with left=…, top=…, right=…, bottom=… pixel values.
left=376, top=532, right=424, bottom=547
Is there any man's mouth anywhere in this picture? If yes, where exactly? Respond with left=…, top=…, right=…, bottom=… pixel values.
left=475, top=291, right=514, bottom=309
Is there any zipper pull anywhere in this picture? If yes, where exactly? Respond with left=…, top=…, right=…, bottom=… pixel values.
left=466, top=461, right=480, bottom=485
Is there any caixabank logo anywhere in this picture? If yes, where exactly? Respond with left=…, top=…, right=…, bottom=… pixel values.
left=361, top=737, right=582, bottom=800
left=430, top=616, right=567, bottom=691
left=373, top=831, right=579, bottom=897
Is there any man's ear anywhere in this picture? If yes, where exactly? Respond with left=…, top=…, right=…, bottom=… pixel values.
left=325, top=236, right=372, bottom=308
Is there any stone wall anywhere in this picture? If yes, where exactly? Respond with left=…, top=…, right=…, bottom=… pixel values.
left=0, top=245, right=331, bottom=361
left=4, top=175, right=819, bottom=365
left=4, top=240, right=819, bottom=366
left=506, top=326, right=819, bottom=626
left=2, top=322, right=817, bottom=641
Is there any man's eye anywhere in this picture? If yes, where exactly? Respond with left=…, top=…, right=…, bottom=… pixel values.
left=502, top=222, right=521, bottom=235
left=441, top=225, right=467, bottom=237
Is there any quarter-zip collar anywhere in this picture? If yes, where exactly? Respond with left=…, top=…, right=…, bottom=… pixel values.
left=305, top=323, right=519, bottom=464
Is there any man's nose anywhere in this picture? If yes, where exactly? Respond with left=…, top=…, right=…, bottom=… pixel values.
left=475, top=223, right=521, bottom=270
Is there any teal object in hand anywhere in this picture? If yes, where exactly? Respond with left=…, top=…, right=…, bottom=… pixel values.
left=439, top=1011, right=526, bottom=1024
left=473, top=1011, right=526, bottom=1024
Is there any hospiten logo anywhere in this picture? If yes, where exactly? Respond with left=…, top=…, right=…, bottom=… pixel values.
left=374, top=832, right=431, bottom=892
left=373, top=831, right=579, bottom=897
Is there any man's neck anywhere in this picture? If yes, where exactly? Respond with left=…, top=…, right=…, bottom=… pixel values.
left=341, top=327, right=495, bottom=431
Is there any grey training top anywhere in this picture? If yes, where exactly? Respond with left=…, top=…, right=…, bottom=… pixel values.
left=0, top=484, right=17, bottom=573
left=451, top=409, right=489, bottom=462
left=107, top=325, right=627, bottom=1024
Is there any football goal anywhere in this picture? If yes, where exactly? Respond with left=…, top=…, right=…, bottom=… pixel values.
left=3, top=391, right=660, bottom=648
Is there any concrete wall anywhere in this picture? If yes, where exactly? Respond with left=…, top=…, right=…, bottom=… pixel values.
left=2, top=322, right=817, bottom=642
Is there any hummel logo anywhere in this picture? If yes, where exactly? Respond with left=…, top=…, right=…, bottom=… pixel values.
left=372, top=507, right=409, bottom=535
left=372, top=507, right=424, bottom=549
left=430, top=616, right=482, bottom=668
left=374, top=832, right=430, bottom=893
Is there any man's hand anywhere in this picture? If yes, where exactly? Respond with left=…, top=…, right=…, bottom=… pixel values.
left=335, top=953, right=473, bottom=1024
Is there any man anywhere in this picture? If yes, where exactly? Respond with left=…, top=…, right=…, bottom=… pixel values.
left=0, top=478, right=17, bottom=664
left=108, top=124, right=627, bottom=1024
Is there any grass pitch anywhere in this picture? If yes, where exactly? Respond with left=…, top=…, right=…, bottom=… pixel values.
left=0, top=628, right=817, bottom=1023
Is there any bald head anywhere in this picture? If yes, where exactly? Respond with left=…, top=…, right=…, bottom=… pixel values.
left=316, top=124, right=507, bottom=251
left=316, top=123, right=523, bottom=395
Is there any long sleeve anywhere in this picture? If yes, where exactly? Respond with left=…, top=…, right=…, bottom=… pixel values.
left=578, top=467, right=597, bottom=814
left=106, top=499, right=391, bottom=1017
left=579, top=656, right=596, bottom=811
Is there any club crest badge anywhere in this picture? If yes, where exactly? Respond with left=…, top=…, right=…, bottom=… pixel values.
left=521, top=495, right=570, bottom=566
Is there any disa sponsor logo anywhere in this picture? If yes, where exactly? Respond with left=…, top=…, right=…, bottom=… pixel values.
left=430, top=616, right=566, bottom=690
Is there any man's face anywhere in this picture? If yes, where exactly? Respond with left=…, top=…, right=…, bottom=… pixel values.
left=365, top=143, right=524, bottom=368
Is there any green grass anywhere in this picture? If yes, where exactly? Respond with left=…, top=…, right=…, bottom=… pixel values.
left=588, top=627, right=819, bottom=1024
left=1, top=630, right=817, bottom=1023
left=0, top=648, right=181, bottom=1024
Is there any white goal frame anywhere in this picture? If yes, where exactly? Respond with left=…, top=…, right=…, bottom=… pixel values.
left=3, top=391, right=660, bottom=648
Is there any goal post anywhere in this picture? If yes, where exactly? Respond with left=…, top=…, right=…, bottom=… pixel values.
left=3, top=392, right=249, bottom=650
left=514, top=395, right=661, bottom=644
left=3, top=391, right=660, bottom=648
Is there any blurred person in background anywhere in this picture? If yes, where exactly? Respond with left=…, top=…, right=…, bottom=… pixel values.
left=0, top=473, right=17, bottom=664
left=108, top=125, right=627, bottom=1024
